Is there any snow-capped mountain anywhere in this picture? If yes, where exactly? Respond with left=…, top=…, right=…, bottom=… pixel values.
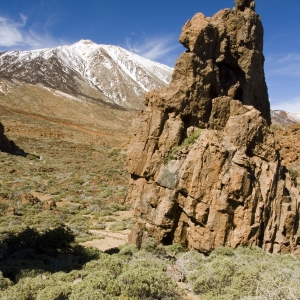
left=271, top=110, right=300, bottom=126
left=0, top=40, right=173, bottom=109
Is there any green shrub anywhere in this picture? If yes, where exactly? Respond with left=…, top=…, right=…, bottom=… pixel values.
left=164, top=129, right=202, bottom=163
left=140, top=237, right=167, bottom=257
left=288, top=167, right=299, bottom=178
left=109, top=221, right=127, bottom=232
left=0, top=272, right=12, bottom=291
left=118, top=266, right=181, bottom=300
left=36, top=283, right=71, bottom=300
left=189, top=256, right=237, bottom=296
left=98, top=209, right=113, bottom=216
left=182, top=129, right=202, bottom=148
left=209, top=246, right=235, bottom=258
left=165, top=243, right=185, bottom=255
left=101, top=216, right=117, bottom=222
left=83, top=255, right=124, bottom=278
left=89, top=222, right=106, bottom=230
left=118, top=245, right=138, bottom=257
left=140, top=237, right=158, bottom=253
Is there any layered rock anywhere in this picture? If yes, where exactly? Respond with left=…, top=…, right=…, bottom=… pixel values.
left=127, top=0, right=300, bottom=254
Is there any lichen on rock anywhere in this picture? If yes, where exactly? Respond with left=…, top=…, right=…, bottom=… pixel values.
left=126, top=1, right=300, bottom=254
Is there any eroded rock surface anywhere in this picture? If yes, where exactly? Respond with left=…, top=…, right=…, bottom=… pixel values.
left=127, top=0, right=300, bottom=254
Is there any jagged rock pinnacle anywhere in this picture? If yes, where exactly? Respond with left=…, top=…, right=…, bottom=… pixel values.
left=235, top=0, right=255, bottom=11
left=126, top=1, right=300, bottom=254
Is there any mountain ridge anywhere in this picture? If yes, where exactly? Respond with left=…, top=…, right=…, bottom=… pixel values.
left=0, top=40, right=173, bottom=109
left=271, top=110, right=300, bottom=126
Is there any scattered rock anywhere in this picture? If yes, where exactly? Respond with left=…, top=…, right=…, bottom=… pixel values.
left=127, top=1, right=300, bottom=254
left=44, top=200, right=57, bottom=210
left=5, top=206, right=15, bottom=216
left=21, top=193, right=41, bottom=205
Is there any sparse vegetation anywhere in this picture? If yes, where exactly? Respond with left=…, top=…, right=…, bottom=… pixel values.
left=164, top=129, right=202, bottom=163
left=1, top=85, right=300, bottom=299
left=1, top=232, right=300, bottom=299
left=288, top=167, right=299, bottom=178
left=182, top=129, right=202, bottom=147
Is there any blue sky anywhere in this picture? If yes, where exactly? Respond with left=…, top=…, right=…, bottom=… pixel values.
left=0, top=0, right=299, bottom=112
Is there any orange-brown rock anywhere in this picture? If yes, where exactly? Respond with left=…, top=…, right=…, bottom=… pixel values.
left=21, top=193, right=41, bottom=205
left=273, top=124, right=300, bottom=166
left=44, top=200, right=57, bottom=211
left=5, top=206, right=15, bottom=216
left=127, top=1, right=300, bottom=254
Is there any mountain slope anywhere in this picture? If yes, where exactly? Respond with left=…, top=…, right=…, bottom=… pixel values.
left=271, top=110, right=300, bottom=126
left=0, top=40, right=173, bottom=109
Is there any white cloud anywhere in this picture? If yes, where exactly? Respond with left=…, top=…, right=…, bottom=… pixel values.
left=125, top=35, right=180, bottom=64
left=270, top=95, right=300, bottom=112
left=265, top=53, right=300, bottom=77
left=0, top=14, right=67, bottom=50
left=0, top=15, right=24, bottom=47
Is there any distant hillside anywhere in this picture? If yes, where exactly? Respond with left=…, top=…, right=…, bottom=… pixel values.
left=271, top=110, right=300, bottom=126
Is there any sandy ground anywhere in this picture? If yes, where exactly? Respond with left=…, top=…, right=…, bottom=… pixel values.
left=80, top=230, right=131, bottom=251
left=80, top=210, right=133, bottom=251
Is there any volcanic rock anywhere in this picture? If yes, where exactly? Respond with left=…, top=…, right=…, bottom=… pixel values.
left=5, top=207, right=16, bottom=216
left=44, top=200, right=57, bottom=211
left=127, top=0, right=300, bottom=254
left=21, top=193, right=41, bottom=205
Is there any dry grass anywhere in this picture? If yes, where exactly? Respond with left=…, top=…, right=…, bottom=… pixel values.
left=0, top=80, right=137, bottom=246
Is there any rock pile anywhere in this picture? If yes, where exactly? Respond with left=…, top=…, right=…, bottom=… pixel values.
left=127, top=0, right=300, bottom=254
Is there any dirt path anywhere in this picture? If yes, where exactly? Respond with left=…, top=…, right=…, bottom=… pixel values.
left=81, top=230, right=131, bottom=251
left=81, top=210, right=133, bottom=251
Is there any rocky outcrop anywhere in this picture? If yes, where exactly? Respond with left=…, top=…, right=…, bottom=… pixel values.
left=273, top=124, right=300, bottom=167
left=127, top=0, right=300, bottom=254
left=21, top=193, right=41, bottom=205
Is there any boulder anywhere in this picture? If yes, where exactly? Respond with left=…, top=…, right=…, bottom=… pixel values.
left=21, top=193, right=41, bottom=205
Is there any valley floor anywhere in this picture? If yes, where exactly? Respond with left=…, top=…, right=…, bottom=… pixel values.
left=1, top=82, right=300, bottom=299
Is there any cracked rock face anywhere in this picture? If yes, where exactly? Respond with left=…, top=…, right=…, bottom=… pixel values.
left=126, top=1, right=300, bottom=254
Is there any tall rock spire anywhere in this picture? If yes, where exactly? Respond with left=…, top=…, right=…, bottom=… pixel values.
left=126, top=1, right=300, bottom=254
left=235, top=0, right=255, bottom=11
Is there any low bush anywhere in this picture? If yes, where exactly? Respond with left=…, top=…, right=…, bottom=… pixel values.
left=118, top=266, right=181, bottom=300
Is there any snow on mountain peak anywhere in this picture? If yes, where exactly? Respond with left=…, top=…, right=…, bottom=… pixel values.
left=77, top=39, right=95, bottom=45
left=0, top=41, right=173, bottom=109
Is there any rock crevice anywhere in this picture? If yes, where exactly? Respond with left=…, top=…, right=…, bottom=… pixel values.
left=127, top=0, right=300, bottom=254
